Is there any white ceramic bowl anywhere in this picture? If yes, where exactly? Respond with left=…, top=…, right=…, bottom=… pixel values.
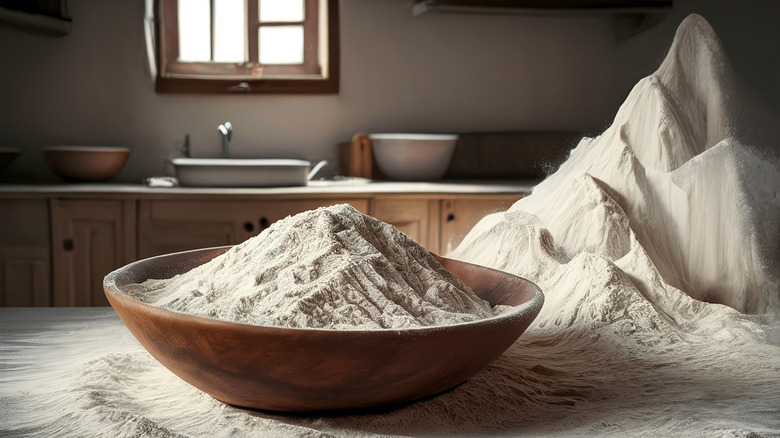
left=42, top=146, right=129, bottom=182
left=369, top=134, right=458, bottom=181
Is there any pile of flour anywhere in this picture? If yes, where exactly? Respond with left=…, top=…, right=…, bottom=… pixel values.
left=439, top=15, right=780, bottom=433
left=129, top=204, right=497, bottom=329
left=453, top=14, right=780, bottom=317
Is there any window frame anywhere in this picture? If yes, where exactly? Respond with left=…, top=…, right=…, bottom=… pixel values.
left=154, top=0, right=339, bottom=94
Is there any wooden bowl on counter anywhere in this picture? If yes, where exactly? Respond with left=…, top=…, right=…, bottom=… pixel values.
left=42, top=146, right=129, bottom=182
left=103, top=246, right=544, bottom=412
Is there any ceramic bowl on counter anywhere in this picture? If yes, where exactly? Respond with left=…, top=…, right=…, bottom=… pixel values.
left=369, top=133, right=458, bottom=181
left=104, top=246, right=544, bottom=412
left=42, top=146, right=129, bottom=182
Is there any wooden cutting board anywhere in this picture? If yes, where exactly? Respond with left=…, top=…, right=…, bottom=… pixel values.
left=347, top=134, right=373, bottom=179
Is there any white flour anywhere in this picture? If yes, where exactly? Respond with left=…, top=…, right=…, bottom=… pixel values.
left=130, top=204, right=497, bottom=329
left=3, top=14, right=779, bottom=438
left=452, top=13, right=780, bottom=317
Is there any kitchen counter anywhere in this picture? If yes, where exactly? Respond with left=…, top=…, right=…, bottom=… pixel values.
left=6, top=307, right=774, bottom=436
left=2, top=307, right=524, bottom=436
left=6, top=306, right=532, bottom=436
left=0, top=179, right=536, bottom=200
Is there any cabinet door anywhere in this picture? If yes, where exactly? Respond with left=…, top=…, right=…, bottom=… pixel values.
left=371, top=197, right=440, bottom=252
left=50, top=199, right=137, bottom=306
left=440, top=196, right=520, bottom=255
left=0, top=248, right=50, bottom=306
left=0, top=200, right=51, bottom=306
left=138, top=199, right=370, bottom=258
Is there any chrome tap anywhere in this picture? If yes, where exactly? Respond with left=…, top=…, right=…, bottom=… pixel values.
left=181, top=134, right=191, bottom=157
left=218, top=122, right=232, bottom=157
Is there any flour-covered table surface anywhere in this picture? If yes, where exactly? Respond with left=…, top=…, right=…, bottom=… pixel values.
left=2, top=307, right=779, bottom=438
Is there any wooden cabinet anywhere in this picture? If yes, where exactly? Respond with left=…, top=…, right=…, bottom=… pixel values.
left=370, top=197, right=440, bottom=252
left=0, top=200, right=51, bottom=306
left=138, top=198, right=370, bottom=258
left=440, top=195, right=519, bottom=254
left=50, top=199, right=136, bottom=306
left=0, top=183, right=528, bottom=307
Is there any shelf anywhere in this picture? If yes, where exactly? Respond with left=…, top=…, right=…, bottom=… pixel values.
left=0, top=6, right=71, bottom=36
left=411, top=0, right=672, bottom=38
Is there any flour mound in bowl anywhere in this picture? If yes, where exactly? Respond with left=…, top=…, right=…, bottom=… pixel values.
left=129, top=204, right=498, bottom=329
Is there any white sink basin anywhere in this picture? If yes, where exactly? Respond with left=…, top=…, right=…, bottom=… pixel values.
left=171, top=158, right=311, bottom=187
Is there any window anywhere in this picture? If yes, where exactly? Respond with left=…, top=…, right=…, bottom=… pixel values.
left=154, top=0, right=338, bottom=94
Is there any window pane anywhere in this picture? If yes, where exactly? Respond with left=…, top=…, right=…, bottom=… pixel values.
left=214, top=0, right=245, bottom=62
left=259, top=0, right=304, bottom=23
left=178, top=0, right=211, bottom=62
left=259, top=26, right=303, bottom=64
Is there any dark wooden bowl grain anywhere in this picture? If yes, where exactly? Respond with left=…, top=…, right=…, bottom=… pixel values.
left=42, top=146, right=129, bottom=181
left=104, top=246, right=544, bottom=412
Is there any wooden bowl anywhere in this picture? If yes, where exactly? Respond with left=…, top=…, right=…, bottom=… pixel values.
left=104, top=246, right=544, bottom=412
left=42, top=146, right=129, bottom=181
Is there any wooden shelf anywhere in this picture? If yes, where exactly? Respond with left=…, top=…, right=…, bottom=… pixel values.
left=411, top=0, right=672, bottom=38
left=0, top=6, right=71, bottom=36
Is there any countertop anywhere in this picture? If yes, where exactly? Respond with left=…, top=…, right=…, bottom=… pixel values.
left=0, top=179, right=536, bottom=200
left=4, top=307, right=777, bottom=436
left=4, top=307, right=529, bottom=436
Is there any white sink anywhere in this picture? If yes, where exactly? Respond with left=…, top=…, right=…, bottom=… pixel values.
left=171, top=158, right=312, bottom=187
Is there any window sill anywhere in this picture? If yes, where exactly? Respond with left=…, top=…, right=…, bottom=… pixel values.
left=154, top=76, right=339, bottom=94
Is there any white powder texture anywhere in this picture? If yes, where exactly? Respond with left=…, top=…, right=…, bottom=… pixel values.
left=132, top=204, right=496, bottom=329
left=5, top=14, right=780, bottom=438
left=453, top=14, right=780, bottom=315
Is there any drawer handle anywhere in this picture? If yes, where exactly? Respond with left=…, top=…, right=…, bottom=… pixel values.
left=446, top=213, right=455, bottom=222
left=259, top=217, right=270, bottom=230
left=63, top=238, right=74, bottom=252
left=243, top=221, right=255, bottom=233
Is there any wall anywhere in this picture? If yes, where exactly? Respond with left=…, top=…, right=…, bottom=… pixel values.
left=1, top=0, right=778, bottom=183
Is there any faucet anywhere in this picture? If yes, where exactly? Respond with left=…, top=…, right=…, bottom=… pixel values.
left=218, top=122, right=232, bottom=157
left=181, top=134, right=191, bottom=157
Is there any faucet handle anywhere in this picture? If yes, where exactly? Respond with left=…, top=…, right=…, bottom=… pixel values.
left=218, top=122, right=233, bottom=140
left=218, top=122, right=233, bottom=158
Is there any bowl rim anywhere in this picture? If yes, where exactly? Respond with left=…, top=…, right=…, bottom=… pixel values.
left=104, top=245, right=544, bottom=336
left=171, top=157, right=310, bottom=167
left=42, top=145, right=130, bottom=153
left=368, top=133, right=459, bottom=141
